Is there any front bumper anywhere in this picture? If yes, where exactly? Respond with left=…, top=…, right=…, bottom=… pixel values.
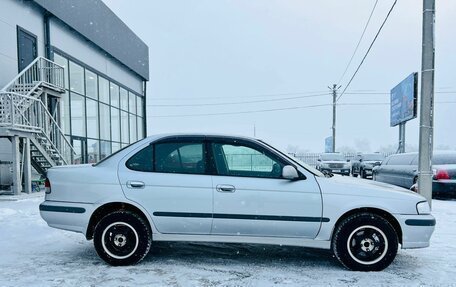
left=363, top=168, right=373, bottom=175
left=39, top=200, right=95, bottom=235
left=320, top=168, right=350, bottom=175
left=396, top=214, right=436, bottom=249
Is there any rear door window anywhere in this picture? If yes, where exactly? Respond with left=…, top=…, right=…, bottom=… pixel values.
left=126, top=145, right=153, bottom=172
left=154, top=142, right=206, bottom=174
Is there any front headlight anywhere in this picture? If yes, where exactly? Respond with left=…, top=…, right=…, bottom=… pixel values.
left=416, top=201, right=431, bottom=215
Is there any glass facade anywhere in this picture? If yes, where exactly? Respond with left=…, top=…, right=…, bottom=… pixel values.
left=53, top=50, right=145, bottom=164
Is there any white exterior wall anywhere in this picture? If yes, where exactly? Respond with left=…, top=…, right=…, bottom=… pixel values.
left=49, top=18, right=144, bottom=94
left=0, top=0, right=44, bottom=172
left=0, top=0, right=146, bottom=188
left=0, top=0, right=45, bottom=89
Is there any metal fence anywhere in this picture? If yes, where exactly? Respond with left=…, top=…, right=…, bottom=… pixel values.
left=291, top=152, right=394, bottom=167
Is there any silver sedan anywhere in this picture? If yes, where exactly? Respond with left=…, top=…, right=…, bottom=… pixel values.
left=40, top=134, right=435, bottom=271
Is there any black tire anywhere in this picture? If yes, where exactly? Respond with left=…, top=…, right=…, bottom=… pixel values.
left=93, top=211, right=152, bottom=266
left=352, top=168, right=358, bottom=177
left=360, top=169, right=366, bottom=179
left=332, top=212, right=398, bottom=271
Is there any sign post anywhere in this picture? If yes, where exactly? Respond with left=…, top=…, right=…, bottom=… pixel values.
left=325, top=136, right=333, bottom=153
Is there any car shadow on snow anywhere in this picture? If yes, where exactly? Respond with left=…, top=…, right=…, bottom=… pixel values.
left=143, top=241, right=339, bottom=269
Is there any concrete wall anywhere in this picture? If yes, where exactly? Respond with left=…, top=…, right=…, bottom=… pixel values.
left=0, top=0, right=45, bottom=89
left=50, top=18, right=144, bottom=94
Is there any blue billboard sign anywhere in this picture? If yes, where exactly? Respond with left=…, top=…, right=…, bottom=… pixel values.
left=390, top=72, right=418, bottom=127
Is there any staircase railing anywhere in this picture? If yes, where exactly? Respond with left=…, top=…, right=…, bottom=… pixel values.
left=1, top=56, right=65, bottom=93
left=0, top=92, right=75, bottom=165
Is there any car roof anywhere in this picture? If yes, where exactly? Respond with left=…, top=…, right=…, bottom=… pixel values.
left=144, top=133, right=260, bottom=142
left=388, top=150, right=456, bottom=157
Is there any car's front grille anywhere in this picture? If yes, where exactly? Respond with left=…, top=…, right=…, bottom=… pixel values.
left=328, top=163, right=344, bottom=168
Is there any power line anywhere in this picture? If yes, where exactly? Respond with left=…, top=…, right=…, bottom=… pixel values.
left=150, top=90, right=328, bottom=101
left=337, top=0, right=379, bottom=85
left=150, top=103, right=331, bottom=117
left=147, top=90, right=456, bottom=108
left=345, top=91, right=456, bottom=95
left=147, top=92, right=330, bottom=107
left=149, top=101, right=456, bottom=118
left=337, top=0, right=398, bottom=102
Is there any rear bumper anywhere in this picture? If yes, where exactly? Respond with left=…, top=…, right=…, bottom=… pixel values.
left=39, top=200, right=95, bottom=236
left=396, top=214, right=436, bottom=249
left=433, top=180, right=456, bottom=198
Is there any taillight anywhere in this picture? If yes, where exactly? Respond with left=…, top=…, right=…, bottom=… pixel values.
left=44, top=178, right=51, bottom=194
left=434, top=169, right=450, bottom=180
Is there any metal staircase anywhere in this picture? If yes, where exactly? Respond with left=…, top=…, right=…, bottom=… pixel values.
left=0, top=57, right=75, bottom=193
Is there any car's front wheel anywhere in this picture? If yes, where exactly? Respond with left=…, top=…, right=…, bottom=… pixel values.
left=332, top=212, right=398, bottom=271
left=351, top=168, right=358, bottom=177
left=93, top=211, right=151, bottom=266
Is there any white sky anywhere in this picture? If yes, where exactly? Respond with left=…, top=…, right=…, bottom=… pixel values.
left=103, top=0, right=456, bottom=152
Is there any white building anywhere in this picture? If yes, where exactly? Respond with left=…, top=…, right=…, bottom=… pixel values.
left=0, top=0, right=149, bottom=194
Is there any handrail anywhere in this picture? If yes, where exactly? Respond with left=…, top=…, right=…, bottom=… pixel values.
left=0, top=56, right=65, bottom=92
left=0, top=92, right=75, bottom=164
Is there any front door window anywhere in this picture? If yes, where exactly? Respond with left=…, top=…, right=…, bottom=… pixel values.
left=212, top=143, right=284, bottom=178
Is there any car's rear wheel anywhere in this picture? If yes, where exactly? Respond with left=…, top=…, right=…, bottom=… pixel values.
left=332, top=212, right=398, bottom=271
left=94, top=211, right=151, bottom=266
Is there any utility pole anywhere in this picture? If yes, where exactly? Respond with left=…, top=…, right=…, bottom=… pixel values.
left=328, top=84, right=340, bottom=153
left=418, top=0, right=435, bottom=206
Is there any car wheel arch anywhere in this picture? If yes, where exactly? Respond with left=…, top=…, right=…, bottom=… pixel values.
left=330, top=207, right=403, bottom=246
left=86, top=202, right=152, bottom=240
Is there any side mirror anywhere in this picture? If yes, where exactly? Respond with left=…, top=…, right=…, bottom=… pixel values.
left=282, top=165, right=299, bottom=180
left=346, top=159, right=350, bottom=162
left=317, top=159, right=321, bottom=162
left=359, top=159, right=363, bottom=162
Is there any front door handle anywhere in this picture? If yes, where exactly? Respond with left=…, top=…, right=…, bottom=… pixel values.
left=216, top=184, right=236, bottom=193
left=127, top=181, right=145, bottom=189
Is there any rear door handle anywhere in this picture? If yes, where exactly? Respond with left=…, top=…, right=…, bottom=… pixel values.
left=216, top=184, right=236, bottom=193
left=127, top=181, right=145, bottom=189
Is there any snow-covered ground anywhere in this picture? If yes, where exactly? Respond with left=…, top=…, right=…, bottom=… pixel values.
left=0, top=196, right=455, bottom=287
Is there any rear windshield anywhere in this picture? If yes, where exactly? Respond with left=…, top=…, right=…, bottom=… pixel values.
left=433, top=153, right=456, bottom=165
left=321, top=154, right=346, bottom=161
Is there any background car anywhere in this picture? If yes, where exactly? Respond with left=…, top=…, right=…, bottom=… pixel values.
left=316, top=153, right=350, bottom=176
left=372, top=151, right=456, bottom=198
left=351, top=153, right=385, bottom=179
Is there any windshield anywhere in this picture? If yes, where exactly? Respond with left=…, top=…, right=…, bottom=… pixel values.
left=363, top=154, right=385, bottom=161
left=321, top=153, right=346, bottom=161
